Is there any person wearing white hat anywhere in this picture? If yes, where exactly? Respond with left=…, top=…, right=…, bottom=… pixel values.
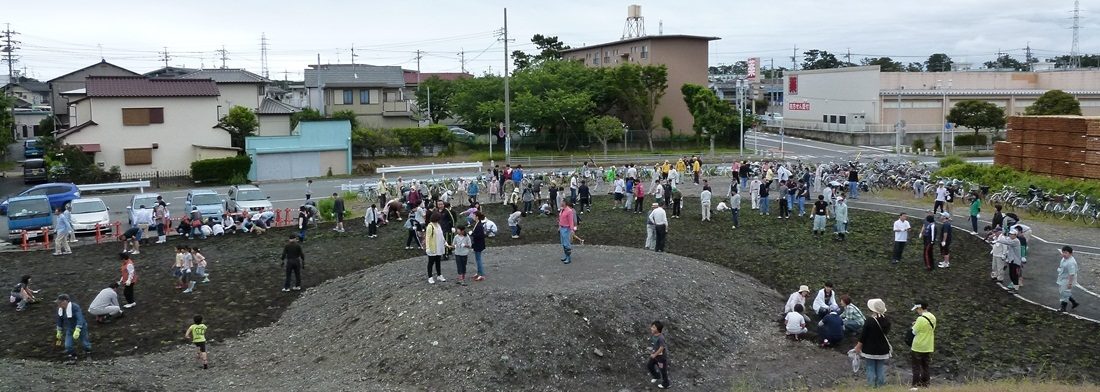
left=855, top=298, right=892, bottom=388
left=783, top=285, right=811, bottom=315
left=909, top=301, right=937, bottom=389
left=834, top=197, right=849, bottom=241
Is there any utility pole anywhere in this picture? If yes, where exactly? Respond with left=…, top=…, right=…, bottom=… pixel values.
left=1071, top=0, right=1081, bottom=68
left=791, top=45, right=799, bottom=70
left=261, top=33, right=270, bottom=78
left=458, top=49, right=467, bottom=74
left=502, top=8, right=513, bottom=162
left=896, top=86, right=904, bottom=157
left=216, top=45, right=230, bottom=69
left=415, top=50, right=423, bottom=87
left=845, top=48, right=851, bottom=65
left=350, top=44, right=358, bottom=66
left=158, top=47, right=171, bottom=68
left=2, top=24, right=19, bottom=139
left=1025, top=42, right=1033, bottom=71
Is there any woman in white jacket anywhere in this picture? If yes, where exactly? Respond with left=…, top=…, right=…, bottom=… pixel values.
left=424, top=212, right=447, bottom=284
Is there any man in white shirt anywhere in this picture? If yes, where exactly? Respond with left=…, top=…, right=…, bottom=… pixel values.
left=777, top=164, right=792, bottom=183
left=648, top=203, right=669, bottom=252
left=133, top=206, right=154, bottom=244
left=934, top=182, right=947, bottom=214
left=749, top=177, right=763, bottom=210
left=812, top=282, right=840, bottom=319
left=88, top=283, right=123, bottom=322
left=892, top=213, right=911, bottom=264
left=626, top=165, right=638, bottom=181
left=613, top=177, right=626, bottom=209
left=700, top=188, right=712, bottom=222
left=569, top=175, right=579, bottom=204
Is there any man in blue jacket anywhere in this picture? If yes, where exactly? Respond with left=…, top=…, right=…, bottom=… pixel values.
left=511, top=165, right=524, bottom=184
left=55, top=294, right=91, bottom=361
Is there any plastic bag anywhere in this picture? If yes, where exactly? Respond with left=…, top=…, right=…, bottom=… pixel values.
left=847, top=349, right=860, bottom=373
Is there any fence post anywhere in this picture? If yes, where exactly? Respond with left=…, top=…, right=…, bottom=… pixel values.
left=155, top=170, right=161, bottom=189
left=41, top=227, right=50, bottom=250
left=94, top=223, right=102, bottom=244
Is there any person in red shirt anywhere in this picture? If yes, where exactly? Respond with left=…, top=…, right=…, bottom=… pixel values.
left=558, top=201, right=577, bottom=264
left=118, top=253, right=138, bottom=308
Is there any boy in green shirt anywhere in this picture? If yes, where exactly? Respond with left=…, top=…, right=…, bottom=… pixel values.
left=968, top=194, right=981, bottom=232
left=185, top=315, right=209, bottom=369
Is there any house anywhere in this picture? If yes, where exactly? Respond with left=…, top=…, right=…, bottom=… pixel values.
left=179, top=68, right=268, bottom=117
left=12, top=107, right=51, bottom=140
left=57, top=76, right=236, bottom=174
left=245, top=120, right=352, bottom=182
left=303, top=64, right=415, bottom=128
left=256, top=97, right=300, bottom=136
left=144, top=66, right=198, bottom=79
left=561, top=35, right=719, bottom=135
left=47, top=60, right=140, bottom=127
left=1, top=80, right=51, bottom=107
left=403, top=70, right=473, bottom=88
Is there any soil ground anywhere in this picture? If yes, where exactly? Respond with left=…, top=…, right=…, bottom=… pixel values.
left=2, top=193, right=1099, bottom=390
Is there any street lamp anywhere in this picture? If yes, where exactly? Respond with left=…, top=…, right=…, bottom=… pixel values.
left=895, top=85, right=904, bottom=157
left=736, top=78, right=746, bottom=157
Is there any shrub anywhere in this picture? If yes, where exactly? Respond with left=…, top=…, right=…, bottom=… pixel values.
left=954, top=133, right=988, bottom=146
left=912, top=139, right=926, bottom=150
left=936, top=163, right=1100, bottom=200
left=353, top=125, right=453, bottom=156
left=938, top=155, right=965, bottom=168
left=934, top=136, right=942, bottom=152
left=191, top=155, right=252, bottom=184
left=316, top=198, right=334, bottom=222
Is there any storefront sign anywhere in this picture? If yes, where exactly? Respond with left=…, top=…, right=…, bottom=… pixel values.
left=788, top=102, right=810, bottom=111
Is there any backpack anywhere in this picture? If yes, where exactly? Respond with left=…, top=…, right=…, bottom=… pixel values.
left=905, top=315, right=935, bottom=346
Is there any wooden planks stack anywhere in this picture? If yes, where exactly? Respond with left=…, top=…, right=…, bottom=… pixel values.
left=996, top=116, right=1100, bottom=180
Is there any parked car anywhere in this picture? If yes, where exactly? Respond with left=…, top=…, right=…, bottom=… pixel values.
left=449, top=127, right=477, bottom=143
left=22, top=158, right=48, bottom=184
left=186, top=189, right=226, bottom=224
left=226, top=185, right=272, bottom=213
left=69, top=198, right=111, bottom=235
left=5, top=195, right=52, bottom=243
left=127, top=193, right=162, bottom=226
left=23, top=139, right=44, bottom=159
left=0, top=183, right=80, bottom=216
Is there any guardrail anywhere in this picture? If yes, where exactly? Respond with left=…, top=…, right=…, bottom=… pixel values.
left=77, top=180, right=152, bottom=193
left=376, top=162, right=483, bottom=179
left=509, top=154, right=745, bottom=168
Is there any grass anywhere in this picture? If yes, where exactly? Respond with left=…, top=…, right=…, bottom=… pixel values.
left=868, top=188, right=1100, bottom=229
left=0, top=160, right=16, bottom=171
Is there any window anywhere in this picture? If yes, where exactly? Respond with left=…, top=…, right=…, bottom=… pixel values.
left=385, top=91, right=398, bottom=102
left=360, top=89, right=371, bottom=104
left=341, top=90, right=354, bottom=105
left=124, top=148, right=153, bottom=165
left=122, top=108, right=164, bottom=126
left=594, top=56, right=600, bottom=65
left=640, top=45, right=649, bottom=59
left=839, top=116, right=847, bottom=124
left=829, top=115, right=838, bottom=123
left=822, top=115, right=828, bottom=123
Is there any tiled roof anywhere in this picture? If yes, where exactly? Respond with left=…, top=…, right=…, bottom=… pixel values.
left=257, top=97, right=300, bottom=115
left=85, top=76, right=219, bottom=97
left=144, top=66, right=199, bottom=79
left=2, top=80, right=51, bottom=92
left=403, top=71, right=473, bottom=85
left=56, top=121, right=98, bottom=139
left=179, top=68, right=269, bottom=84
left=47, top=60, right=140, bottom=83
left=304, top=64, right=405, bottom=88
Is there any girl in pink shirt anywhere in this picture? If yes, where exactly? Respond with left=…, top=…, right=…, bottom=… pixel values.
left=633, top=182, right=645, bottom=214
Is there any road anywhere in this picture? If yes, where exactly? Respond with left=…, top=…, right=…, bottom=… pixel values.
left=744, top=129, right=994, bottom=165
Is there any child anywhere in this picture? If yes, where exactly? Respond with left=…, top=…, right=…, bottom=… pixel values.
left=785, top=303, right=808, bottom=339
left=488, top=178, right=499, bottom=202
left=172, top=246, right=186, bottom=289
left=507, top=204, right=522, bottom=239
left=185, top=315, right=209, bottom=369
left=647, top=320, right=670, bottom=389
left=450, top=226, right=472, bottom=285
left=192, top=247, right=210, bottom=283
left=181, top=246, right=196, bottom=293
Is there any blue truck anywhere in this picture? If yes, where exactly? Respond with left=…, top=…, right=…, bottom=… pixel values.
left=5, top=195, right=53, bottom=243
left=23, top=139, right=44, bottom=159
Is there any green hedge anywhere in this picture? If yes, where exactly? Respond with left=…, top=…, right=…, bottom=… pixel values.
left=353, top=125, right=454, bottom=156
left=938, top=155, right=966, bottom=168
left=191, top=155, right=252, bottom=184
left=936, top=163, right=1100, bottom=200
left=953, top=133, right=988, bottom=146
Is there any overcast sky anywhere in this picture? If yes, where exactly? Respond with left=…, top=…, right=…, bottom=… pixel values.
left=9, top=0, right=1098, bottom=81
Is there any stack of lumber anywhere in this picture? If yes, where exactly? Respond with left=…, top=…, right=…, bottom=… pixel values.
left=995, top=116, right=1100, bottom=179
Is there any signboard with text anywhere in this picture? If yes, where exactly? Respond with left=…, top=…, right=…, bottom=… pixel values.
left=746, top=57, right=759, bottom=81
left=788, top=102, right=810, bottom=111
left=788, top=75, right=798, bottom=95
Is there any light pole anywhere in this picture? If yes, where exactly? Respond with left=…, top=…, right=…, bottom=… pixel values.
left=737, top=78, right=745, bottom=157
left=895, top=86, right=904, bottom=157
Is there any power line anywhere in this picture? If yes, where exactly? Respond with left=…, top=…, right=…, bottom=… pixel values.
left=158, top=46, right=171, bottom=68
left=216, top=45, right=230, bottom=69
left=260, top=33, right=269, bottom=78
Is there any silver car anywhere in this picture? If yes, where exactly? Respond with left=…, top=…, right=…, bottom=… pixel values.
left=69, top=198, right=112, bottom=234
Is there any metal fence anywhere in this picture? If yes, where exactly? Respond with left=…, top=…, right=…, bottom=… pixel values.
left=504, top=153, right=746, bottom=168
left=118, top=169, right=193, bottom=188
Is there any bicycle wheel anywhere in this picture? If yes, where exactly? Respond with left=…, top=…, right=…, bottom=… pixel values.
left=357, top=190, right=368, bottom=202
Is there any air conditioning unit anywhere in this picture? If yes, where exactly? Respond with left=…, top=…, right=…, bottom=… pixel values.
left=97, top=161, right=105, bottom=167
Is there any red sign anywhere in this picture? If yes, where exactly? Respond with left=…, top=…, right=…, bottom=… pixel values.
left=788, top=75, right=798, bottom=95
left=788, top=102, right=810, bottom=111
left=746, top=57, right=759, bottom=80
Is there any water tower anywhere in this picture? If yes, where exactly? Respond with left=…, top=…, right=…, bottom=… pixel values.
left=622, top=4, right=646, bottom=40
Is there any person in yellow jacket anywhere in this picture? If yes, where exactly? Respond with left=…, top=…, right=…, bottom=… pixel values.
left=691, top=157, right=702, bottom=185
left=425, top=212, right=447, bottom=284
left=661, top=160, right=671, bottom=180
left=675, top=158, right=686, bottom=174
left=909, top=301, right=937, bottom=389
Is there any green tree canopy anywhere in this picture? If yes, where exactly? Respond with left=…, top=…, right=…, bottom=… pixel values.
left=946, top=100, right=1006, bottom=138
left=290, top=107, right=323, bottom=129
left=801, top=49, right=846, bottom=70
left=925, top=53, right=953, bottom=72
left=984, top=54, right=1028, bottom=71
left=329, top=109, right=359, bottom=129
left=0, top=96, right=14, bottom=159
left=861, top=57, right=903, bottom=72
left=512, top=34, right=571, bottom=71
left=218, top=105, right=260, bottom=151
left=681, top=83, right=752, bottom=146
left=1025, top=90, right=1083, bottom=115
left=414, top=76, right=457, bottom=124
left=584, top=115, right=624, bottom=155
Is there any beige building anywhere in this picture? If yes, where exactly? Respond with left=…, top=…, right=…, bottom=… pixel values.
left=304, top=64, right=415, bottom=129
left=47, top=60, right=140, bottom=127
left=178, top=68, right=296, bottom=136
left=58, top=76, right=237, bottom=174
left=562, top=35, right=719, bottom=135
left=781, top=66, right=1100, bottom=145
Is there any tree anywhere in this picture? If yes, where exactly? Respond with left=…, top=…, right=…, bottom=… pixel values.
left=1051, top=54, right=1100, bottom=68
left=330, top=109, right=359, bottom=129
left=218, top=105, right=259, bottom=150
left=681, top=83, right=753, bottom=146
left=290, top=107, right=323, bottom=129
left=984, top=54, right=1026, bottom=71
left=414, top=76, right=456, bottom=124
left=1025, top=90, right=1083, bottom=115
left=861, top=57, right=903, bottom=72
left=761, top=67, right=787, bottom=79
left=906, top=62, right=925, bottom=72
left=0, top=96, right=13, bottom=159
left=925, top=53, right=953, bottom=72
left=606, top=64, right=668, bottom=151
left=584, top=115, right=623, bottom=155
left=661, top=116, right=674, bottom=134
left=38, top=116, right=55, bottom=135
left=450, top=74, right=504, bottom=132
left=708, top=61, right=747, bottom=76
left=946, top=100, right=1006, bottom=139
left=801, top=49, right=843, bottom=70
left=512, top=34, right=571, bottom=70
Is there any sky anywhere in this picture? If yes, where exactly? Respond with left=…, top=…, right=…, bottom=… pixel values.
left=7, top=0, right=1098, bottom=81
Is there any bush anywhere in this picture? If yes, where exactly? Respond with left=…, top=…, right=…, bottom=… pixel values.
left=936, top=163, right=1100, bottom=200
left=938, top=155, right=965, bottom=168
left=316, top=198, right=334, bottom=222
left=353, top=125, right=454, bottom=156
left=912, top=139, right=926, bottom=151
left=954, top=133, right=989, bottom=146
left=191, top=155, right=252, bottom=184
left=934, top=136, right=942, bottom=152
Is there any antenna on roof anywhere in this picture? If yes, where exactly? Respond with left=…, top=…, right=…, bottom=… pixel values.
left=97, top=44, right=104, bottom=61
left=659, top=20, right=663, bottom=35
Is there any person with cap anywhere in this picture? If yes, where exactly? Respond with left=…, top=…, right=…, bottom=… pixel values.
left=987, top=226, right=1010, bottom=283
left=909, top=301, right=937, bottom=389
left=88, top=283, right=123, bottom=323
left=812, top=282, right=840, bottom=319
left=55, top=294, right=91, bottom=362
left=812, top=195, right=829, bottom=236
left=891, top=213, right=911, bottom=264
left=1057, top=246, right=1080, bottom=312
left=649, top=202, right=669, bottom=252
left=919, top=214, right=937, bottom=271
left=855, top=298, right=892, bottom=388
left=834, top=196, right=849, bottom=241
left=644, top=207, right=657, bottom=251
left=937, top=213, right=954, bottom=269
left=783, top=285, right=811, bottom=316
left=933, top=182, right=947, bottom=214
left=967, top=193, right=981, bottom=233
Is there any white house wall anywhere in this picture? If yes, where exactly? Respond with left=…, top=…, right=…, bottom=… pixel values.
left=258, top=115, right=292, bottom=136
left=217, top=84, right=264, bottom=115
left=785, top=67, right=880, bottom=124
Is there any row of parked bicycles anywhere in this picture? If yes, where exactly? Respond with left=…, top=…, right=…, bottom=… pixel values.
left=986, top=185, right=1100, bottom=224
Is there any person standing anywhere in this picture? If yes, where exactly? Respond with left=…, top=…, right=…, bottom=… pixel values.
left=88, top=283, right=123, bottom=323
left=470, top=212, right=488, bottom=281
left=558, top=201, right=577, bottom=264
left=937, top=213, right=953, bottom=269
left=797, top=180, right=809, bottom=217
left=332, top=193, right=346, bottom=233
left=847, top=165, right=860, bottom=199
left=305, top=179, right=313, bottom=200
left=578, top=180, right=592, bottom=213
left=280, top=235, right=305, bottom=292
left=633, top=181, right=646, bottom=214
left=53, top=208, right=73, bottom=256
left=1057, top=246, right=1080, bottom=312
left=700, top=187, right=712, bottom=222
left=909, top=301, right=937, bottom=389
left=812, top=195, right=829, bottom=236
left=834, top=197, right=849, bottom=241
left=670, top=185, right=683, bottom=219
left=55, top=294, right=91, bottom=362
left=613, top=175, right=626, bottom=209
left=646, top=320, right=671, bottom=389
left=999, top=229, right=1023, bottom=293
left=467, top=180, right=479, bottom=206
left=933, top=182, right=947, bottom=214
left=855, top=298, right=891, bottom=388
left=364, top=204, right=380, bottom=238
left=650, top=203, right=669, bottom=252
left=153, top=201, right=169, bottom=244
left=296, top=206, right=309, bottom=242
left=991, top=204, right=1004, bottom=230
left=729, top=190, right=742, bottom=229
left=118, top=253, right=138, bottom=308
left=892, top=213, right=911, bottom=264
left=749, top=176, right=762, bottom=210
left=968, top=195, right=981, bottom=233
left=759, top=179, right=771, bottom=216
left=569, top=174, right=579, bottom=204
left=692, top=156, right=702, bottom=185
left=425, top=213, right=447, bottom=284
left=450, top=226, right=472, bottom=285
left=919, top=215, right=937, bottom=272
left=645, top=208, right=657, bottom=250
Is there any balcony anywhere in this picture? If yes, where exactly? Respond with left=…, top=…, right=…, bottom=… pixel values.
left=383, top=101, right=410, bottom=116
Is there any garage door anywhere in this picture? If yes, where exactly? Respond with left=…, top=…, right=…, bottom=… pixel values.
left=255, top=152, right=321, bottom=181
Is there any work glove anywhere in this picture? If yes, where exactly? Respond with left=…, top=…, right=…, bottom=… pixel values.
left=73, top=327, right=82, bottom=339
left=55, top=329, right=62, bottom=341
